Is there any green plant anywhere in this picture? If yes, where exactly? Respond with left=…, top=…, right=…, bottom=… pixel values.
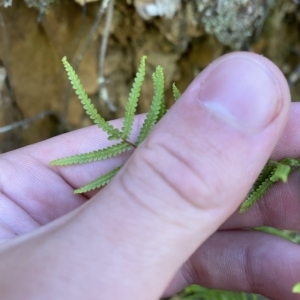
left=293, top=282, right=300, bottom=294
left=50, top=56, right=179, bottom=194
left=177, top=285, right=259, bottom=300
left=239, top=158, right=298, bottom=213
left=50, top=56, right=297, bottom=211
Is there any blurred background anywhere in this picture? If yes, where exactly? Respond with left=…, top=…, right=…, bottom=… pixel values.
left=0, top=0, right=300, bottom=299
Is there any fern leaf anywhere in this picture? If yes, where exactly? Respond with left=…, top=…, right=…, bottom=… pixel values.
left=280, top=157, right=300, bottom=167
left=254, top=226, right=296, bottom=242
left=293, top=283, right=300, bottom=294
left=121, top=56, right=147, bottom=140
left=157, top=99, right=167, bottom=122
left=62, top=57, right=121, bottom=140
left=49, top=142, right=131, bottom=166
left=182, top=284, right=258, bottom=300
left=251, top=163, right=274, bottom=191
left=270, top=162, right=291, bottom=182
left=74, top=165, right=122, bottom=194
left=172, top=82, right=181, bottom=101
left=136, top=66, right=165, bottom=145
left=156, top=69, right=167, bottom=122
left=239, top=166, right=276, bottom=213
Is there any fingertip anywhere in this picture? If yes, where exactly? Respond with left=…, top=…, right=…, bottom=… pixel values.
left=178, top=51, right=290, bottom=134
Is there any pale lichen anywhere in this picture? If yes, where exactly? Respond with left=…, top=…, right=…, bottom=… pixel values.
left=134, top=0, right=181, bottom=20
left=0, top=0, right=12, bottom=7
left=23, top=0, right=56, bottom=10
left=196, top=0, right=274, bottom=49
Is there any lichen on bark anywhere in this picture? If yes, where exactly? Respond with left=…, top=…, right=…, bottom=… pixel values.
left=196, top=0, right=275, bottom=49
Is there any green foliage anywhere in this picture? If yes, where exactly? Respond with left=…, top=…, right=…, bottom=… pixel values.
left=62, top=56, right=122, bottom=140
left=239, top=159, right=297, bottom=213
left=155, top=66, right=167, bottom=123
left=178, top=284, right=258, bottom=300
left=50, top=56, right=170, bottom=193
left=137, top=65, right=165, bottom=145
left=254, top=226, right=300, bottom=243
left=74, top=166, right=122, bottom=194
left=121, top=56, right=147, bottom=140
left=50, top=142, right=131, bottom=166
left=172, top=82, right=181, bottom=101
left=239, top=163, right=275, bottom=213
left=270, top=162, right=291, bottom=182
left=293, top=282, right=300, bottom=294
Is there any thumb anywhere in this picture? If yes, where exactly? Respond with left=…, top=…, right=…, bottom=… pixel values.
left=85, top=52, right=290, bottom=298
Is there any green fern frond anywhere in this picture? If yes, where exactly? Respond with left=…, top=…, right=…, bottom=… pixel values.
left=270, top=162, right=291, bottom=182
left=49, top=142, right=131, bottom=166
left=74, top=165, right=122, bottom=194
left=251, top=163, right=275, bottom=191
left=121, top=56, right=147, bottom=140
left=172, top=82, right=181, bottom=101
left=279, top=157, right=300, bottom=167
left=136, top=66, right=165, bottom=145
left=240, top=159, right=298, bottom=213
left=254, top=226, right=297, bottom=242
left=239, top=165, right=276, bottom=213
left=181, top=284, right=258, bottom=300
left=293, top=283, right=300, bottom=294
left=156, top=70, right=167, bottom=122
left=62, top=57, right=121, bottom=140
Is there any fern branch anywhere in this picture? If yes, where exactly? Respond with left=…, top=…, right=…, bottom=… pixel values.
left=62, top=56, right=121, bottom=140
left=251, top=163, right=274, bottom=191
left=293, top=283, right=300, bottom=294
left=240, top=159, right=297, bottom=213
left=278, top=157, right=300, bottom=167
left=49, top=142, right=131, bottom=166
left=156, top=70, right=167, bottom=122
left=182, top=284, right=257, bottom=300
left=74, top=165, right=122, bottom=194
left=172, top=82, right=181, bottom=101
left=270, top=162, right=291, bottom=182
left=121, top=56, right=147, bottom=140
left=136, top=66, right=165, bottom=145
left=239, top=165, right=276, bottom=213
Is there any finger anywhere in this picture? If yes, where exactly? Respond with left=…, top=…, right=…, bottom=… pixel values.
left=0, top=115, right=144, bottom=229
left=164, top=231, right=300, bottom=300
left=1, top=52, right=291, bottom=300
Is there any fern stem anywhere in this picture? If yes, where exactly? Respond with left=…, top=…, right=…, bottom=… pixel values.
left=121, top=138, right=137, bottom=149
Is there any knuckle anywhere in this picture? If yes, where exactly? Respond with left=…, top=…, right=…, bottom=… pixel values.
left=134, top=138, right=220, bottom=211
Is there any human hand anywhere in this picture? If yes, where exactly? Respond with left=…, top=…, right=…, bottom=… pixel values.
left=0, top=52, right=297, bottom=300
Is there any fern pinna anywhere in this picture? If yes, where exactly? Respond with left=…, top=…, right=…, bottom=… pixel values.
left=50, top=56, right=298, bottom=213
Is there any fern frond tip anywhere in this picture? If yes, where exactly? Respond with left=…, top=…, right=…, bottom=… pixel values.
left=74, top=166, right=122, bottom=194
left=136, top=65, right=165, bottom=144
left=121, top=55, right=147, bottom=140
left=172, top=83, right=181, bottom=101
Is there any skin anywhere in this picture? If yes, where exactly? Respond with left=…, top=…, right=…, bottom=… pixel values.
left=0, top=52, right=299, bottom=300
